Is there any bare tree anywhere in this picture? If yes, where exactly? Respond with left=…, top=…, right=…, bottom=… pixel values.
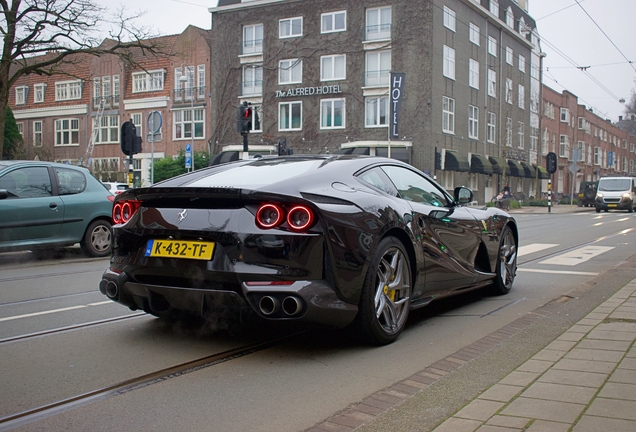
left=624, top=80, right=636, bottom=119
left=0, top=0, right=168, bottom=157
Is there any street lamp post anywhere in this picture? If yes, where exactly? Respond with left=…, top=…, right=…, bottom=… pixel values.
left=179, top=65, right=194, bottom=172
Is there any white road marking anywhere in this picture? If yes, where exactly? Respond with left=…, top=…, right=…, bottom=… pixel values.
left=0, top=301, right=112, bottom=323
left=538, top=246, right=614, bottom=266
left=517, top=268, right=598, bottom=276
left=518, top=243, right=558, bottom=257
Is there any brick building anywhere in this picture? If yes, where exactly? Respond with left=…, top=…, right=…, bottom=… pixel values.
left=541, top=85, right=635, bottom=196
left=11, top=26, right=214, bottom=186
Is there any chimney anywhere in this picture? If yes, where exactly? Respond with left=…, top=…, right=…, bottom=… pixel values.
left=619, top=116, right=623, bottom=121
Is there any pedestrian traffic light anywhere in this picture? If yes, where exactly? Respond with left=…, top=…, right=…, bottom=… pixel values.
left=237, top=102, right=252, bottom=133
left=546, top=152, right=557, bottom=174
left=121, top=120, right=134, bottom=156
left=121, top=120, right=142, bottom=156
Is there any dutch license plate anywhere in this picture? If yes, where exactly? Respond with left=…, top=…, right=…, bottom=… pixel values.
left=145, top=240, right=215, bottom=260
left=608, top=204, right=617, bottom=208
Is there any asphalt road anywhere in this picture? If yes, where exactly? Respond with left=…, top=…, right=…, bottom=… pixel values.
left=1, top=208, right=635, bottom=431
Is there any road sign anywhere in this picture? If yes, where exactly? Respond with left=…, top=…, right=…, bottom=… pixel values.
left=146, top=133, right=162, bottom=142
left=148, top=111, right=162, bottom=134
left=185, top=143, right=192, bottom=169
left=568, top=162, right=579, bottom=174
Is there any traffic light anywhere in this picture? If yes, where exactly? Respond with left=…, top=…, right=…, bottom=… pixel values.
left=121, top=120, right=142, bottom=156
left=121, top=120, right=134, bottom=156
left=278, top=138, right=287, bottom=156
left=237, top=102, right=252, bottom=133
left=546, top=152, right=557, bottom=174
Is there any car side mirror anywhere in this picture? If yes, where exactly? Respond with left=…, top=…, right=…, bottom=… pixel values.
left=0, top=189, right=8, bottom=200
left=453, top=186, right=473, bottom=205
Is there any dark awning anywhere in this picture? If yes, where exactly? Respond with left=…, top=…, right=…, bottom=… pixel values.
left=445, top=150, right=470, bottom=172
left=470, top=154, right=493, bottom=174
left=488, top=156, right=510, bottom=176
left=507, top=160, right=524, bottom=177
left=336, top=147, right=370, bottom=155
left=210, top=151, right=239, bottom=166
left=534, top=164, right=550, bottom=179
left=520, top=161, right=535, bottom=178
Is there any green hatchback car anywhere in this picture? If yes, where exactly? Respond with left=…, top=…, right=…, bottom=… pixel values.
left=0, top=161, right=114, bottom=257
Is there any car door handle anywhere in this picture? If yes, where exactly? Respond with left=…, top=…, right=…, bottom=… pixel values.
left=49, top=202, right=58, bottom=210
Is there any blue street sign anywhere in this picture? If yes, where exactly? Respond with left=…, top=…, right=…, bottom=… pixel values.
left=185, top=154, right=192, bottom=169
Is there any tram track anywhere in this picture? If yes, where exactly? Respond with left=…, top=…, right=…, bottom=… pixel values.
left=0, top=331, right=304, bottom=431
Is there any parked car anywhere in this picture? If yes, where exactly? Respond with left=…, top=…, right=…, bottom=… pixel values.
left=0, top=161, right=114, bottom=257
left=100, top=155, right=518, bottom=345
left=595, top=176, right=636, bottom=213
left=102, top=182, right=129, bottom=195
left=577, top=181, right=598, bottom=207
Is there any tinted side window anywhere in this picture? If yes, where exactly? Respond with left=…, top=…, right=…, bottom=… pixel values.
left=381, top=165, right=450, bottom=207
left=56, top=168, right=86, bottom=195
left=3, top=167, right=52, bottom=198
left=357, top=167, right=398, bottom=196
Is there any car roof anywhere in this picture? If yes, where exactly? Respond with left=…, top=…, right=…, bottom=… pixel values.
left=0, top=160, right=89, bottom=171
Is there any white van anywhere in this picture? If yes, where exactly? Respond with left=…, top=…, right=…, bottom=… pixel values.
left=595, top=176, right=636, bottom=213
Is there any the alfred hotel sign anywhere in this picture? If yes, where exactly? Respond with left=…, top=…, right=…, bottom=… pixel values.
left=275, top=84, right=343, bottom=98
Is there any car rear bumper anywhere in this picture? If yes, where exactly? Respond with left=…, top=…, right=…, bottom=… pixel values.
left=99, top=268, right=358, bottom=328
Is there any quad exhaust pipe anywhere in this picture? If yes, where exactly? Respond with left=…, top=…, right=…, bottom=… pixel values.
left=258, top=295, right=304, bottom=317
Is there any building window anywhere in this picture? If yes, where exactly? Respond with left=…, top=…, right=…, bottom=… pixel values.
left=506, top=7, right=514, bottom=28
left=531, top=127, right=538, bottom=152
left=365, top=96, right=388, bottom=127
left=560, top=108, right=569, bottom=122
left=174, top=108, right=205, bottom=140
left=468, top=105, right=479, bottom=139
left=518, top=84, right=525, bottom=109
left=560, top=135, right=569, bottom=157
left=55, top=80, right=82, bottom=101
left=490, top=0, right=499, bottom=17
left=33, top=121, right=42, bottom=147
left=279, top=101, right=302, bottom=131
left=17, top=122, right=24, bottom=137
left=469, top=23, right=480, bottom=45
left=242, top=24, right=263, bottom=55
left=279, top=59, right=302, bottom=85
left=15, top=86, right=28, bottom=105
left=320, top=98, right=345, bottom=129
left=34, top=84, right=45, bottom=103
left=279, top=17, right=303, bottom=38
left=365, top=6, right=392, bottom=41
left=505, top=78, right=513, bottom=104
left=249, top=105, right=262, bottom=132
left=487, top=112, right=496, bottom=143
left=321, top=11, right=346, bottom=33
left=113, top=75, right=120, bottom=106
left=469, top=59, right=479, bottom=89
left=242, top=65, right=263, bottom=96
left=443, top=45, right=455, bottom=80
left=488, top=69, right=496, bottom=97
left=321, top=55, right=346, bottom=81
left=197, top=65, right=206, bottom=99
left=443, top=6, right=456, bottom=32
left=94, top=115, right=119, bottom=144
left=442, top=96, right=455, bottom=134
left=576, top=141, right=585, bottom=162
left=505, top=46, right=513, bottom=65
left=530, top=89, right=539, bottom=113
left=365, top=50, right=391, bottom=86
left=488, top=36, right=497, bottom=56
left=55, top=118, right=80, bottom=146
left=541, top=128, right=549, bottom=155
left=132, top=113, right=143, bottom=137
left=518, top=55, right=526, bottom=73
left=505, top=117, right=512, bottom=147
left=518, top=122, right=524, bottom=148
left=132, top=70, right=164, bottom=93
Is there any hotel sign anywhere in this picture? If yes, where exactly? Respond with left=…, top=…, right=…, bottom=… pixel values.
left=276, top=84, right=343, bottom=98
left=390, top=73, right=405, bottom=139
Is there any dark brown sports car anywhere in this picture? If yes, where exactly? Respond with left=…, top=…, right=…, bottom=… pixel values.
left=100, top=155, right=518, bottom=345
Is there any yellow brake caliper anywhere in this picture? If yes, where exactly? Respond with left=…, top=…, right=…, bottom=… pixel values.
left=384, top=273, right=396, bottom=302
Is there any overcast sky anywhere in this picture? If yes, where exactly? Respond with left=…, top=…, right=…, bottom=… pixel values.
left=96, top=0, right=635, bottom=122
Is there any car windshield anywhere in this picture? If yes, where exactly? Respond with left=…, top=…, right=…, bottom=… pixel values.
left=187, top=159, right=320, bottom=189
left=598, top=179, right=631, bottom=192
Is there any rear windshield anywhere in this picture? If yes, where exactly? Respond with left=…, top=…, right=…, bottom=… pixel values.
left=187, top=159, right=320, bottom=188
left=598, top=178, right=632, bottom=192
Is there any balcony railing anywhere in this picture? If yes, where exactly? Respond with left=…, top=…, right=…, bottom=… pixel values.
left=364, top=24, right=392, bottom=42
left=240, top=39, right=264, bottom=56
left=172, top=87, right=206, bottom=104
left=238, top=81, right=263, bottom=97
left=365, top=70, right=390, bottom=87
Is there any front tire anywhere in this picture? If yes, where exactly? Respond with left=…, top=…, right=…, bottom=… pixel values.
left=80, top=220, right=112, bottom=257
left=492, top=226, right=517, bottom=295
left=355, top=237, right=412, bottom=345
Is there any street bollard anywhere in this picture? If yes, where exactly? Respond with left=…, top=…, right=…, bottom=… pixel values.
left=548, top=179, right=552, bottom=213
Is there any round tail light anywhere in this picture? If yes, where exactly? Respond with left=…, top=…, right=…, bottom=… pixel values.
left=287, top=206, right=314, bottom=231
left=256, top=204, right=284, bottom=229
